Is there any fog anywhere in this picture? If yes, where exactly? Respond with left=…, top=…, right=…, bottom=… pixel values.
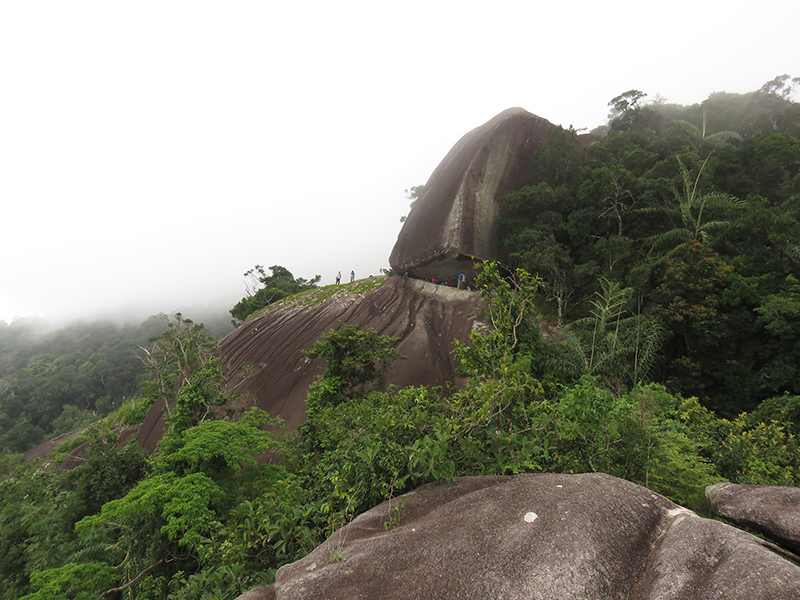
left=1, top=1, right=798, bottom=326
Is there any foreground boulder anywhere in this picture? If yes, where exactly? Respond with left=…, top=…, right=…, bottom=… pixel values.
left=239, top=473, right=800, bottom=600
left=389, top=108, right=556, bottom=282
left=218, top=276, right=482, bottom=429
left=707, top=482, right=800, bottom=554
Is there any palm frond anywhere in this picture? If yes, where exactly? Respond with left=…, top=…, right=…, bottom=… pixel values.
left=784, top=243, right=800, bottom=265
left=699, top=219, right=732, bottom=231
left=701, top=191, right=746, bottom=209
left=632, top=206, right=675, bottom=217
left=626, top=316, right=666, bottom=385
left=671, top=120, right=703, bottom=139
left=70, top=543, right=123, bottom=566
left=704, top=130, right=742, bottom=144
left=643, top=228, right=692, bottom=250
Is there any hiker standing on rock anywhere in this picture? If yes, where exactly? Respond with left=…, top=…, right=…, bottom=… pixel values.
left=350, top=270, right=355, bottom=282
left=335, top=271, right=341, bottom=285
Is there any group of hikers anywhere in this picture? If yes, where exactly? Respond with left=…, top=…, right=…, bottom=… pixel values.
left=402, top=271, right=471, bottom=290
left=334, top=270, right=355, bottom=285
left=333, top=269, right=472, bottom=290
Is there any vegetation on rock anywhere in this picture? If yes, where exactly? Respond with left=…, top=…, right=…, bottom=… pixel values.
left=0, top=79, right=798, bottom=599
left=230, top=265, right=321, bottom=324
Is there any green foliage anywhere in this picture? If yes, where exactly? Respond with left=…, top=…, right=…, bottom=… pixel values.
left=497, top=82, right=800, bottom=412
left=110, top=396, right=155, bottom=427
left=560, top=278, right=665, bottom=392
left=76, top=471, right=222, bottom=553
left=638, top=155, right=744, bottom=253
left=169, top=562, right=273, bottom=600
left=0, top=318, right=164, bottom=454
left=608, top=90, right=647, bottom=119
left=721, top=418, right=799, bottom=485
left=156, top=408, right=278, bottom=480
left=20, top=562, right=117, bottom=600
left=139, top=313, right=217, bottom=412
left=453, top=261, right=541, bottom=380
left=230, top=265, right=321, bottom=323
left=496, top=185, right=576, bottom=321
left=62, top=425, right=149, bottom=522
left=645, top=430, right=721, bottom=509
left=78, top=409, right=280, bottom=563
left=302, top=324, right=404, bottom=415
left=159, top=357, right=230, bottom=447
left=677, top=395, right=800, bottom=487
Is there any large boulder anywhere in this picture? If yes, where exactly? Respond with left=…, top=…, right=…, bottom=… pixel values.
left=217, top=276, right=483, bottom=429
left=238, top=473, right=800, bottom=600
left=706, top=482, right=800, bottom=554
left=389, top=108, right=557, bottom=282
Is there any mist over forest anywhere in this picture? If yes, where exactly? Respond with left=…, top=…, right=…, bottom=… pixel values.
left=1, top=77, right=800, bottom=599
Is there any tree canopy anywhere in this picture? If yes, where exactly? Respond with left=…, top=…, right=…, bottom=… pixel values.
left=230, top=265, right=321, bottom=323
left=497, top=76, right=800, bottom=415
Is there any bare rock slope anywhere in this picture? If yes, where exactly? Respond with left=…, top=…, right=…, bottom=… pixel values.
left=707, top=482, right=800, bottom=554
left=239, top=473, right=800, bottom=600
left=217, top=276, right=483, bottom=429
left=389, top=107, right=556, bottom=282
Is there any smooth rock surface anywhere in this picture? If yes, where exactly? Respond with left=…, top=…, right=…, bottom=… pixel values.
left=707, top=481, right=800, bottom=553
left=239, top=473, right=800, bottom=600
left=217, top=276, right=483, bottom=430
left=389, top=107, right=556, bottom=282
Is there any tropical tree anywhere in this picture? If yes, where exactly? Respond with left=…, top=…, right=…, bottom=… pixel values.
left=668, top=117, right=742, bottom=146
left=138, top=313, right=216, bottom=414
left=231, top=265, right=321, bottom=324
left=760, top=74, right=800, bottom=99
left=640, top=155, right=743, bottom=254
left=496, top=184, right=576, bottom=323
left=560, top=279, right=664, bottom=393
left=301, top=324, right=404, bottom=419
left=608, top=90, right=647, bottom=119
left=454, top=261, right=541, bottom=382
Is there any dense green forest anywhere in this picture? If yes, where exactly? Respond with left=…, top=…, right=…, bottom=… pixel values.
left=0, top=78, right=799, bottom=599
left=0, top=318, right=168, bottom=455
left=0, top=309, right=236, bottom=457
left=498, top=77, right=800, bottom=416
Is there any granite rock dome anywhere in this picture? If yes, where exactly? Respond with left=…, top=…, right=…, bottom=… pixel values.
left=389, top=107, right=556, bottom=282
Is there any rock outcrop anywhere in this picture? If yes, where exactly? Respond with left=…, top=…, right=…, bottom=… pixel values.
left=217, top=277, right=483, bottom=429
left=238, top=473, right=800, bottom=600
left=707, top=482, right=800, bottom=554
left=389, top=108, right=557, bottom=282
left=25, top=277, right=482, bottom=468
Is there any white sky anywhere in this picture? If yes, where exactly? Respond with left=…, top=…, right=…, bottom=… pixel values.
left=1, top=0, right=798, bottom=325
